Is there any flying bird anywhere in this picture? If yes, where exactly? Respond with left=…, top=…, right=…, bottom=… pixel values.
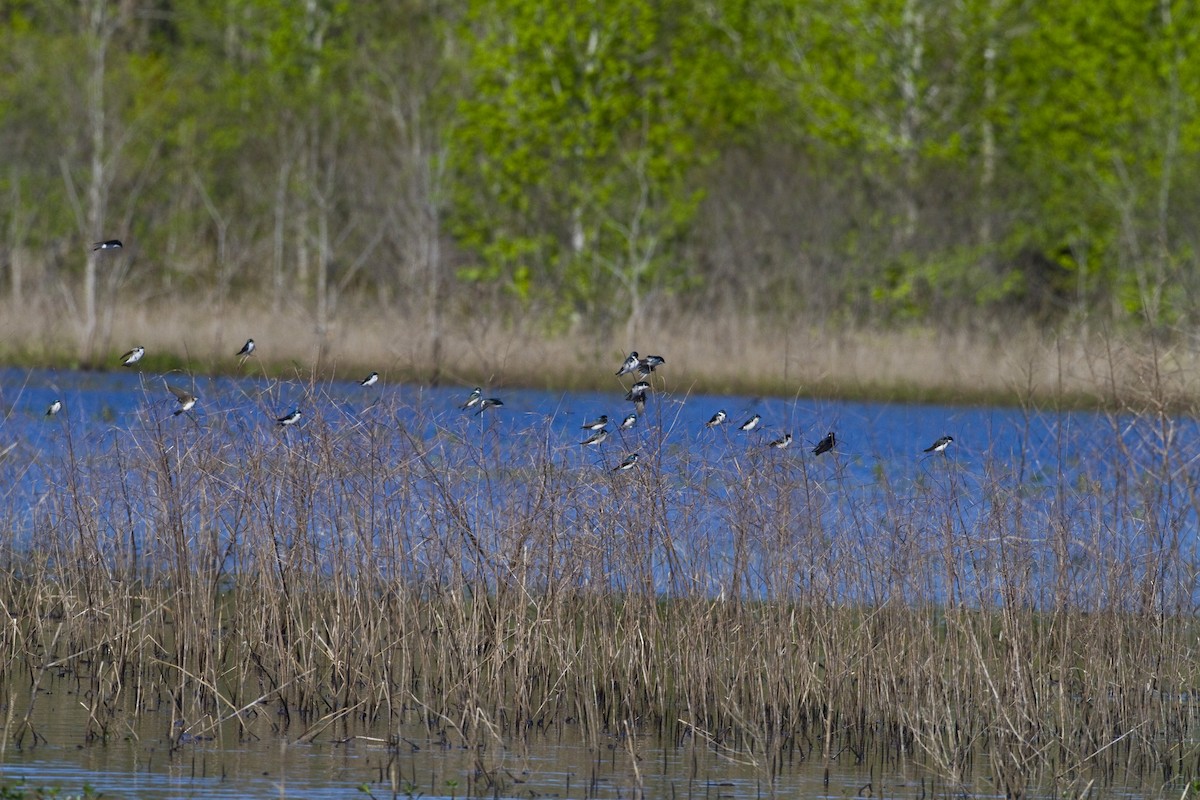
left=616, top=351, right=640, bottom=377
left=235, top=339, right=256, bottom=357
left=359, top=371, right=379, bottom=387
left=120, top=346, right=145, bottom=367
left=580, top=415, right=609, bottom=432
left=459, top=387, right=483, bottom=410
left=625, top=381, right=650, bottom=402
left=612, top=453, right=639, bottom=472
left=167, top=384, right=197, bottom=416
left=738, top=414, right=760, bottom=432
left=476, top=397, right=504, bottom=415
left=46, top=399, right=62, bottom=417
left=277, top=409, right=302, bottom=426
left=768, top=433, right=792, bottom=449
left=924, top=435, right=954, bottom=453
left=706, top=410, right=727, bottom=428
left=636, top=355, right=666, bottom=376
left=93, top=240, right=123, bottom=250
left=812, top=431, right=836, bottom=456
left=619, top=412, right=637, bottom=430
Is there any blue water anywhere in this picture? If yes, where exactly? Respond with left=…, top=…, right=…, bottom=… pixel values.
left=2, top=367, right=1196, bottom=607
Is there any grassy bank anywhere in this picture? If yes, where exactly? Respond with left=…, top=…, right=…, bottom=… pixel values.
left=2, top=296, right=1199, bottom=411
left=0, top=381, right=1197, bottom=797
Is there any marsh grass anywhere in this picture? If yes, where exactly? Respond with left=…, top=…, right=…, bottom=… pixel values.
left=0, top=370, right=1199, bottom=798
left=4, top=295, right=1200, bottom=409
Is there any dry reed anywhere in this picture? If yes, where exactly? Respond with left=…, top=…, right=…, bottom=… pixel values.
left=0, top=370, right=1198, bottom=799
left=2, top=294, right=1199, bottom=408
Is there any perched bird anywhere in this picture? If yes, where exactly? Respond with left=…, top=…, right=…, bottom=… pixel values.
left=167, top=384, right=197, bottom=416
left=768, top=433, right=792, bottom=449
left=459, top=387, right=483, bottom=410
left=738, top=414, right=760, bottom=432
left=616, top=351, right=640, bottom=377
left=359, top=371, right=379, bottom=388
left=120, top=346, right=145, bottom=367
left=580, top=429, right=608, bottom=447
left=924, top=435, right=954, bottom=453
left=580, top=415, right=609, bottom=432
left=476, top=397, right=504, bottom=415
left=277, top=409, right=302, bottom=426
left=636, top=355, right=666, bottom=376
left=612, top=453, right=639, bottom=472
left=93, top=240, right=123, bottom=250
left=235, top=338, right=256, bottom=357
left=625, top=381, right=650, bottom=402
left=812, top=431, right=836, bottom=456
left=619, top=412, right=637, bottom=430
left=46, top=399, right=62, bottom=417
left=633, top=397, right=646, bottom=415
left=706, top=410, right=727, bottom=428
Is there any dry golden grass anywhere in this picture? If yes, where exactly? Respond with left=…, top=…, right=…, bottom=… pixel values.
left=3, top=294, right=1199, bottom=408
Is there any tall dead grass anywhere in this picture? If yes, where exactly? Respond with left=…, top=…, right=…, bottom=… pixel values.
left=0, top=370, right=1198, bottom=798
left=3, top=294, right=1199, bottom=407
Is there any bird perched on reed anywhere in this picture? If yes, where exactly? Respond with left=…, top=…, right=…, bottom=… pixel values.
left=459, top=387, right=482, bottom=410
left=612, top=453, right=639, bottom=471
left=924, top=435, right=953, bottom=453
left=812, top=431, right=836, bottom=456
left=616, top=351, right=640, bottom=376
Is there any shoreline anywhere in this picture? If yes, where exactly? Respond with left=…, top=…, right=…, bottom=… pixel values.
left=1, top=296, right=1196, bottom=413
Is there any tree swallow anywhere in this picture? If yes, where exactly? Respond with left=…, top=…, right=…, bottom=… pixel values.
left=625, top=381, right=650, bottom=402
left=812, top=431, right=836, bottom=456
left=236, top=339, right=255, bottom=357
left=581, top=429, right=608, bottom=446
left=768, top=433, right=792, bottom=449
left=167, top=384, right=197, bottom=416
left=476, top=397, right=504, bottom=414
left=277, top=409, right=302, bottom=426
left=706, top=410, right=727, bottom=428
left=738, top=414, right=760, bottom=432
left=460, top=387, right=483, bottom=410
left=359, top=371, right=379, bottom=387
left=580, top=415, right=609, bottom=431
left=616, top=351, right=640, bottom=376
left=637, top=355, right=666, bottom=376
left=93, top=240, right=123, bottom=250
left=619, top=412, right=637, bottom=430
left=612, top=453, right=639, bottom=471
left=120, top=346, right=145, bottom=367
left=46, top=399, right=62, bottom=416
left=924, top=435, right=954, bottom=453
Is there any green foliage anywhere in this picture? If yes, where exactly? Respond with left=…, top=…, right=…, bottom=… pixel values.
left=2, top=0, right=1200, bottom=329
left=447, top=0, right=749, bottom=322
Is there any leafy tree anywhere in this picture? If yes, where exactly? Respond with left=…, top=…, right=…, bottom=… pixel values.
left=449, top=0, right=750, bottom=334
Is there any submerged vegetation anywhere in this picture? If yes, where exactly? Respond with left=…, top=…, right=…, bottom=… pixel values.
left=0, top=375, right=1198, bottom=798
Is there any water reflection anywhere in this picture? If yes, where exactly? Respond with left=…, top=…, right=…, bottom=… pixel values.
left=3, top=679, right=945, bottom=799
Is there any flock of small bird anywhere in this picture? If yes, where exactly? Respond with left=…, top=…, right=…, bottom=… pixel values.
left=49, top=247, right=956, bottom=464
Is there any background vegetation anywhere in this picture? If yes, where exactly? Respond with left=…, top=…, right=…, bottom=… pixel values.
left=3, top=0, right=1200, bottom=368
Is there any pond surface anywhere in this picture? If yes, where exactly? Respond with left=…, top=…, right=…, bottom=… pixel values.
left=0, top=677, right=1054, bottom=799
left=0, top=367, right=1194, bottom=798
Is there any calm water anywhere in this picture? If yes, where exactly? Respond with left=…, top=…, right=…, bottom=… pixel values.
left=2, top=365, right=1182, bottom=486
left=0, top=367, right=1193, bottom=797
